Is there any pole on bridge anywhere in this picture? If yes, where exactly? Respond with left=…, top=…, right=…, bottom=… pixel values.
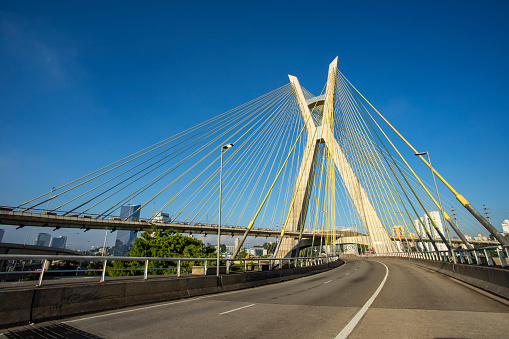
left=218, top=143, right=234, bottom=276
left=414, top=152, right=472, bottom=250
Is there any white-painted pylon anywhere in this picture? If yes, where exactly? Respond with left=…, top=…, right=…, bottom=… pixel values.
left=276, top=57, right=395, bottom=257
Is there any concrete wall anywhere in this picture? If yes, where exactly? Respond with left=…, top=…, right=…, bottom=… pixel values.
left=0, top=259, right=343, bottom=329
left=378, top=257, right=509, bottom=300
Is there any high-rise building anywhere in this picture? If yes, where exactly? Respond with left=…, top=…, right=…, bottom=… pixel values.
left=50, top=236, right=67, bottom=249
left=413, top=211, right=447, bottom=251
left=120, top=204, right=141, bottom=221
left=249, top=247, right=267, bottom=257
left=392, top=225, right=405, bottom=238
left=115, top=204, right=142, bottom=256
left=392, top=225, right=407, bottom=252
left=502, top=219, right=509, bottom=234
left=0, top=229, right=5, bottom=243
left=35, top=233, right=51, bottom=247
left=152, top=212, right=170, bottom=223
left=234, top=237, right=243, bottom=253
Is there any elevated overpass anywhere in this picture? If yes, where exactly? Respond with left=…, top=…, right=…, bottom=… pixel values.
left=0, top=209, right=498, bottom=249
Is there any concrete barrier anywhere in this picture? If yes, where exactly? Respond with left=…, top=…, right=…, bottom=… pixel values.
left=379, top=257, right=509, bottom=299
left=0, top=289, right=33, bottom=329
left=0, top=259, right=343, bottom=329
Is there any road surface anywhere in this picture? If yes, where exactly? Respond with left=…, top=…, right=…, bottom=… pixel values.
left=4, top=259, right=509, bottom=338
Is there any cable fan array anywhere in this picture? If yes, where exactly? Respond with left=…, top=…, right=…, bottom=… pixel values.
left=15, top=68, right=489, bottom=254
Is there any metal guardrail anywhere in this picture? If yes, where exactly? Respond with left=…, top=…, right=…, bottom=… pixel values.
left=0, top=254, right=339, bottom=287
left=367, top=245, right=509, bottom=268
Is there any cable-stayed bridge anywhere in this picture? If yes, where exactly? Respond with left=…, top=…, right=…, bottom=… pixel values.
left=1, top=57, right=507, bottom=258
left=1, top=58, right=509, bottom=337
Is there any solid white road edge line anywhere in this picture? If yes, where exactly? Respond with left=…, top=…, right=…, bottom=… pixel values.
left=334, top=261, right=389, bottom=339
left=219, top=304, right=256, bottom=315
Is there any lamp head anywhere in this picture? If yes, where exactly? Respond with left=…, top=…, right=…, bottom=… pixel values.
left=415, top=151, right=427, bottom=156
left=222, top=143, right=234, bottom=150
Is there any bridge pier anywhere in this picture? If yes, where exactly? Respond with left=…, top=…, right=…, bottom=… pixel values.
left=277, top=57, right=396, bottom=257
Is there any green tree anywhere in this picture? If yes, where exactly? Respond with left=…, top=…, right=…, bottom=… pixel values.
left=109, top=225, right=216, bottom=276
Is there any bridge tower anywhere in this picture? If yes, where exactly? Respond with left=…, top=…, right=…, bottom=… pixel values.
left=276, top=57, right=396, bottom=257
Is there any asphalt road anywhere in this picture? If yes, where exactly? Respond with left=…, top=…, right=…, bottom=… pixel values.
left=9, top=259, right=509, bottom=338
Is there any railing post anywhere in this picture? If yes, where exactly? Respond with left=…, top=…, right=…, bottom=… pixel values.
left=226, top=260, right=230, bottom=275
left=484, top=249, right=494, bottom=266
left=458, top=251, right=465, bottom=264
left=279, top=259, right=282, bottom=269
left=100, top=259, right=107, bottom=283
left=498, top=247, right=508, bottom=267
left=38, top=259, right=48, bottom=287
left=465, top=251, right=473, bottom=264
left=204, top=259, right=207, bottom=275
left=144, top=260, right=149, bottom=280
left=177, top=260, right=181, bottom=277
left=258, top=259, right=261, bottom=271
left=244, top=259, right=247, bottom=272
left=473, top=250, right=482, bottom=265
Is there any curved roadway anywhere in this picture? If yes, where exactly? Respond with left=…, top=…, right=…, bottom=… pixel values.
left=36, top=259, right=509, bottom=338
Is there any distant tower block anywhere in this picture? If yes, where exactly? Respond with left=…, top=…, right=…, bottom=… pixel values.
left=35, top=233, right=51, bottom=247
left=276, top=57, right=395, bottom=257
left=114, top=204, right=142, bottom=256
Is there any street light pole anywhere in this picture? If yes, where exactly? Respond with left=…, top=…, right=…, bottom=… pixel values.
left=414, top=151, right=473, bottom=250
left=102, top=230, right=108, bottom=256
left=416, top=152, right=450, bottom=237
left=415, top=151, right=456, bottom=261
left=218, top=143, right=234, bottom=276
left=45, top=187, right=55, bottom=213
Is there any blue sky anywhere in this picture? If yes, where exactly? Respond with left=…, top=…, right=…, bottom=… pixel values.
left=1, top=1, right=508, bottom=249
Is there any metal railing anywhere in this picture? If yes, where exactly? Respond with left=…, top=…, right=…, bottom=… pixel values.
left=0, top=254, right=339, bottom=287
left=367, top=245, right=509, bottom=268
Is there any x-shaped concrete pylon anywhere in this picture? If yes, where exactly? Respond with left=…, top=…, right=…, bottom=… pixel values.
left=277, top=57, right=396, bottom=256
